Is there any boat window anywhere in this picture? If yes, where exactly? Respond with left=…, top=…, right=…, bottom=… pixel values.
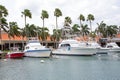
left=86, top=43, right=91, bottom=46
left=10, top=47, right=19, bottom=51
left=26, top=46, right=29, bottom=49
left=60, top=44, right=70, bottom=47
left=107, top=45, right=113, bottom=48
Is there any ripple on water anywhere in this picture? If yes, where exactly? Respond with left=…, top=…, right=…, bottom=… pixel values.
left=0, top=55, right=120, bottom=80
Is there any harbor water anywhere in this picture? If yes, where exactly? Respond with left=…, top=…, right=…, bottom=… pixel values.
left=0, top=54, right=120, bottom=80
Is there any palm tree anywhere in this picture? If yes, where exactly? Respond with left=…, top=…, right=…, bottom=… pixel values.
left=21, top=24, right=38, bottom=50
left=80, top=24, right=90, bottom=40
left=96, top=21, right=108, bottom=38
left=0, top=5, right=8, bottom=50
left=51, top=29, right=61, bottom=48
left=87, top=14, right=95, bottom=32
left=0, top=5, right=8, bottom=18
left=8, top=22, right=21, bottom=49
left=54, top=8, right=62, bottom=30
left=72, top=24, right=80, bottom=35
left=0, top=18, right=9, bottom=50
left=20, top=28, right=26, bottom=50
left=106, top=25, right=118, bottom=38
left=96, top=21, right=118, bottom=38
left=64, top=16, right=72, bottom=27
left=39, top=27, right=49, bottom=41
left=0, top=17, right=8, bottom=32
left=89, top=31, right=96, bottom=40
left=36, top=26, right=41, bottom=40
left=21, top=9, right=32, bottom=40
left=41, top=10, right=49, bottom=41
left=78, top=14, right=85, bottom=27
left=54, top=8, right=62, bottom=48
left=61, top=16, right=72, bottom=39
left=30, top=24, right=37, bottom=37
left=0, top=5, right=8, bottom=38
left=41, top=10, right=49, bottom=28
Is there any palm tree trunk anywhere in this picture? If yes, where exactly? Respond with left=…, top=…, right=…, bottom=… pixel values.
left=8, top=36, right=11, bottom=50
left=13, top=37, right=15, bottom=48
left=0, top=19, right=1, bottom=40
left=22, top=37, right=25, bottom=51
left=90, top=20, right=92, bottom=32
left=56, top=16, right=58, bottom=30
left=0, top=19, right=2, bottom=50
left=43, top=18, right=44, bottom=40
left=55, top=16, right=58, bottom=48
left=42, top=18, right=45, bottom=45
left=80, top=20, right=82, bottom=27
left=24, top=16, right=28, bottom=41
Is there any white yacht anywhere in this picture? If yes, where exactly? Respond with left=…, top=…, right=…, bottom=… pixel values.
left=52, top=39, right=99, bottom=56
left=107, top=42, right=120, bottom=54
left=24, top=40, right=51, bottom=57
left=96, top=42, right=120, bottom=54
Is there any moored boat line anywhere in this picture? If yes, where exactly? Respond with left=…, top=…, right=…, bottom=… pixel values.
left=1, top=39, right=120, bottom=59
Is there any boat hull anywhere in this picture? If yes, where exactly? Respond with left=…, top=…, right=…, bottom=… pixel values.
left=108, top=48, right=120, bottom=54
left=24, top=50, right=51, bottom=57
left=96, top=48, right=109, bottom=54
left=96, top=48, right=120, bottom=54
left=6, top=52, right=24, bottom=58
left=52, top=47, right=96, bottom=56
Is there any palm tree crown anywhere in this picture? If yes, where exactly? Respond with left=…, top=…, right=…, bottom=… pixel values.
left=64, top=16, right=72, bottom=27
left=0, top=5, right=8, bottom=42
left=0, top=5, right=8, bottom=18
left=21, top=9, right=32, bottom=19
left=41, top=10, right=49, bottom=41
left=80, top=24, right=90, bottom=36
left=21, top=9, right=32, bottom=27
left=41, top=10, right=49, bottom=27
left=78, top=14, right=85, bottom=27
left=54, top=8, right=62, bottom=17
left=54, top=8, right=62, bottom=30
left=21, top=9, right=32, bottom=40
left=0, top=17, right=8, bottom=32
left=8, top=22, right=20, bottom=38
left=96, top=21, right=118, bottom=38
left=87, top=14, right=94, bottom=32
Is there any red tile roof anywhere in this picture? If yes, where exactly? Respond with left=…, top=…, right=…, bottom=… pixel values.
left=1, top=32, right=120, bottom=41
left=1, top=32, right=26, bottom=41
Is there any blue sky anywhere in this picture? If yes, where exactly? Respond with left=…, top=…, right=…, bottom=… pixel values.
left=1, top=0, right=120, bottom=34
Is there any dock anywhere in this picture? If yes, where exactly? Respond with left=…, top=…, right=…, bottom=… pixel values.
left=0, top=52, right=7, bottom=59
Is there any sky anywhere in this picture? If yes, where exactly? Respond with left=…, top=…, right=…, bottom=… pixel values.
left=1, top=0, right=120, bottom=34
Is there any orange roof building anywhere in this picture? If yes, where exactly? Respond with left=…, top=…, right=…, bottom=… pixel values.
left=1, top=31, right=120, bottom=50
left=0, top=31, right=51, bottom=45
left=0, top=31, right=26, bottom=45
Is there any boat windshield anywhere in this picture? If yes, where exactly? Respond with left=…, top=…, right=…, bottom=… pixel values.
left=61, top=44, right=70, bottom=47
left=28, top=40, right=40, bottom=43
left=10, top=47, right=20, bottom=51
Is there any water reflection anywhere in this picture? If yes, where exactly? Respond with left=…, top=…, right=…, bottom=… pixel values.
left=96, top=52, right=120, bottom=61
left=0, top=54, right=120, bottom=80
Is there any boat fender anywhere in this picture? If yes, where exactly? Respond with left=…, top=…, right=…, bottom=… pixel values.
left=3, top=59, right=7, bottom=61
left=40, top=60, right=45, bottom=63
